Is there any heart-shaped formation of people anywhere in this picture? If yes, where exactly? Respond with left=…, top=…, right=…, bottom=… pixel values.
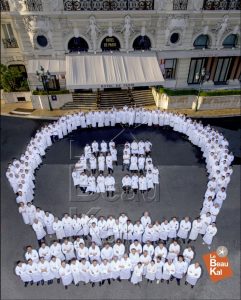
left=6, top=107, right=233, bottom=289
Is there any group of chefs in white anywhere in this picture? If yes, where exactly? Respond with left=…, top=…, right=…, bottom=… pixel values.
left=15, top=213, right=202, bottom=289
left=72, top=141, right=117, bottom=196
left=6, top=106, right=233, bottom=289
left=71, top=138, right=159, bottom=195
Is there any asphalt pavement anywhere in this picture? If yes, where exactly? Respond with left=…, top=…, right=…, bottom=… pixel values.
left=1, top=116, right=240, bottom=300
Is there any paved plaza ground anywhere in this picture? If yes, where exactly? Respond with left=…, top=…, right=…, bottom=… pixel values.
left=1, top=116, right=240, bottom=300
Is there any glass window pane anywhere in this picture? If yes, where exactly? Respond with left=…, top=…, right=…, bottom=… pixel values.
left=223, top=34, right=237, bottom=48
left=219, top=58, right=231, bottom=82
left=2, top=24, right=8, bottom=39
left=7, top=24, right=14, bottom=37
left=165, top=59, right=174, bottom=68
left=188, top=60, right=196, bottom=83
left=214, top=59, right=224, bottom=82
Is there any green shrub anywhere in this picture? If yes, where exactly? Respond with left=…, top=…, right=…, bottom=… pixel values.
left=157, top=87, right=241, bottom=97
left=32, top=90, right=70, bottom=95
left=0, top=64, right=29, bottom=92
left=158, top=87, right=198, bottom=96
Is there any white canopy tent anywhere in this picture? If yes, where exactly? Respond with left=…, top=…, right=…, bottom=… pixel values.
left=65, top=53, right=164, bottom=89
left=27, top=59, right=66, bottom=74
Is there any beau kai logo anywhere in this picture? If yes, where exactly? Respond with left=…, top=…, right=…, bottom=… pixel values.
left=203, top=246, right=233, bottom=282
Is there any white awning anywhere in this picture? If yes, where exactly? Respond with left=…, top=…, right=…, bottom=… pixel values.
left=27, top=59, right=66, bottom=74
left=66, top=53, right=164, bottom=89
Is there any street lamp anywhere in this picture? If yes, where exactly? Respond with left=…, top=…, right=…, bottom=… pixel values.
left=36, top=66, right=53, bottom=111
left=194, top=67, right=210, bottom=111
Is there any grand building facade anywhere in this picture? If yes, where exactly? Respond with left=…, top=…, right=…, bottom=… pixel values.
left=1, top=0, right=240, bottom=97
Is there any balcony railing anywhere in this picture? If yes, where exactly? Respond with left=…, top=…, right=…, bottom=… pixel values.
left=24, top=0, right=43, bottom=11
left=2, top=37, right=18, bottom=48
left=203, top=0, right=240, bottom=10
left=173, top=0, right=188, bottom=10
left=63, top=0, right=154, bottom=11
left=0, top=0, right=10, bottom=11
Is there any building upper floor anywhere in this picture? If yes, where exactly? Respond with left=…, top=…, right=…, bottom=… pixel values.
left=1, top=0, right=240, bottom=13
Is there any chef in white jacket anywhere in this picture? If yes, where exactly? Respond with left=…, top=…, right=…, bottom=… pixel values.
left=32, top=219, right=46, bottom=246
left=50, top=241, right=65, bottom=261
left=88, top=242, right=101, bottom=262
left=168, top=217, right=179, bottom=240
left=15, top=261, right=32, bottom=287
left=122, top=175, right=132, bottom=194
left=159, top=220, right=170, bottom=243
left=18, top=202, right=30, bottom=225
left=177, top=217, right=191, bottom=243
left=98, top=153, right=105, bottom=173
left=105, top=174, right=115, bottom=197
left=113, top=239, right=125, bottom=259
left=59, top=261, right=73, bottom=289
left=202, top=223, right=217, bottom=249
left=139, top=175, right=147, bottom=193
left=188, top=218, right=202, bottom=243
left=101, top=243, right=113, bottom=261
left=132, top=221, right=144, bottom=242
left=95, top=174, right=105, bottom=194
left=171, top=255, right=188, bottom=285
left=131, top=174, right=139, bottom=194
left=62, top=214, right=74, bottom=238
left=25, top=246, right=39, bottom=263
left=49, top=256, right=61, bottom=283
left=131, top=262, right=144, bottom=285
left=162, top=260, right=176, bottom=284
left=145, top=260, right=157, bottom=283
left=89, top=260, right=101, bottom=287
left=52, top=217, right=65, bottom=241
left=39, top=243, right=51, bottom=261
left=72, top=169, right=80, bottom=188
left=154, top=242, right=167, bottom=262
left=199, top=212, right=212, bottom=237
left=167, top=240, right=181, bottom=261
left=119, top=254, right=132, bottom=280
left=43, top=212, right=55, bottom=236
left=61, top=239, right=75, bottom=261
left=90, top=222, right=102, bottom=246
left=38, top=257, right=54, bottom=285
left=100, top=259, right=112, bottom=285
left=70, top=259, right=81, bottom=286
left=79, top=258, right=90, bottom=284
left=183, top=246, right=194, bottom=266
left=185, top=262, right=202, bottom=288
left=26, top=259, right=42, bottom=285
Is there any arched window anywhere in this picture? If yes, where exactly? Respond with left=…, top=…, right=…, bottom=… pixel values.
left=133, top=35, right=151, bottom=51
left=223, top=34, right=238, bottom=48
left=101, top=36, right=120, bottom=51
left=193, top=34, right=210, bottom=49
left=68, top=37, right=89, bottom=52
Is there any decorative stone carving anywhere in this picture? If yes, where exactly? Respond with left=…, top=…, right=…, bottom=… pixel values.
left=87, top=16, right=100, bottom=51
left=108, top=21, right=113, bottom=37
left=215, top=15, right=230, bottom=48
left=165, top=16, right=188, bottom=45
left=192, top=0, right=203, bottom=11
left=121, top=15, right=134, bottom=51
left=157, top=0, right=167, bottom=10
left=141, top=21, right=146, bottom=37
left=23, top=16, right=53, bottom=49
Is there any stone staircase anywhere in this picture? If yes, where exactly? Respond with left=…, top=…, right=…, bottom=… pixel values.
left=98, top=89, right=133, bottom=109
left=61, top=92, right=98, bottom=110
left=132, top=88, right=156, bottom=107
left=60, top=88, right=156, bottom=110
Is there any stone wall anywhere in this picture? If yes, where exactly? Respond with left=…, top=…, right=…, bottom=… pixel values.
left=31, top=94, right=73, bottom=110
left=152, top=88, right=241, bottom=110
left=1, top=91, right=32, bottom=103
left=198, top=95, right=241, bottom=110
